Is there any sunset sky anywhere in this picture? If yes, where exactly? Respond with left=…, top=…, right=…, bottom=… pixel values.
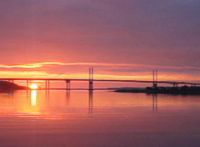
left=0, top=0, right=200, bottom=81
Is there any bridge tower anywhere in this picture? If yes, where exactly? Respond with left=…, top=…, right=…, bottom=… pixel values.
left=89, top=67, right=94, bottom=91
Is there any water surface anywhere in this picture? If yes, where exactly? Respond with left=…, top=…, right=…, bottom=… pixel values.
left=0, top=90, right=200, bottom=147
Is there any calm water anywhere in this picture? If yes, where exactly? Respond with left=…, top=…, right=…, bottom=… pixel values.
left=0, top=90, right=200, bottom=147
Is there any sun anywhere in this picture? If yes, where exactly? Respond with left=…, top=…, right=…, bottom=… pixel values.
left=30, top=83, right=39, bottom=90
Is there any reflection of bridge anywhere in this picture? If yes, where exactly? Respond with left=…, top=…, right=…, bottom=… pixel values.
left=0, top=68, right=200, bottom=90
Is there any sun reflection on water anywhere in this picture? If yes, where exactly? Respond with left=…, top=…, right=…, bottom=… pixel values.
left=31, top=90, right=38, bottom=107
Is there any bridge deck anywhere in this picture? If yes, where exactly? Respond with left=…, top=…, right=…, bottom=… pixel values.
left=0, top=78, right=200, bottom=85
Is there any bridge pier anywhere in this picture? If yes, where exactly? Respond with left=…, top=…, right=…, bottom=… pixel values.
left=26, top=80, right=30, bottom=88
left=66, top=80, right=71, bottom=91
left=45, top=80, right=50, bottom=90
left=173, top=83, right=178, bottom=87
left=89, top=81, right=93, bottom=91
left=89, top=68, right=94, bottom=91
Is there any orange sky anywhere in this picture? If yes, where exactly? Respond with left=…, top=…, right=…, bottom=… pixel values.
left=0, top=0, right=200, bottom=81
left=0, top=61, right=200, bottom=81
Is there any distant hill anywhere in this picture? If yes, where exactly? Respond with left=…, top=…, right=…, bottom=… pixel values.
left=0, top=81, right=28, bottom=92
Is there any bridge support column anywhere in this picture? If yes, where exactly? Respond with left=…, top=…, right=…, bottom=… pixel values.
left=66, top=80, right=71, bottom=91
left=89, top=81, right=93, bottom=91
left=89, top=68, right=94, bottom=91
left=45, top=80, right=47, bottom=90
left=26, top=80, right=30, bottom=89
left=45, top=80, right=50, bottom=90
left=173, top=83, right=178, bottom=87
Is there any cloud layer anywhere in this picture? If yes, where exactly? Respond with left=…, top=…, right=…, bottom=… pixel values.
left=0, top=0, right=199, bottom=80
left=0, top=61, right=200, bottom=81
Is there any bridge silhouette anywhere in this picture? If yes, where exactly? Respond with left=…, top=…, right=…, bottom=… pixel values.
left=0, top=68, right=200, bottom=90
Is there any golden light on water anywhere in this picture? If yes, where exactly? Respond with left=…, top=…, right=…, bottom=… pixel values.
left=31, top=90, right=38, bottom=107
left=30, top=83, right=39, bottom=107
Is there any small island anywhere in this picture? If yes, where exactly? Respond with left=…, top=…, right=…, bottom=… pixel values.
left=0, top=81, right=28, bottom=92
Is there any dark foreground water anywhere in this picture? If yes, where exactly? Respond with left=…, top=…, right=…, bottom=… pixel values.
left=0, top=90, right=200, bottom=147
